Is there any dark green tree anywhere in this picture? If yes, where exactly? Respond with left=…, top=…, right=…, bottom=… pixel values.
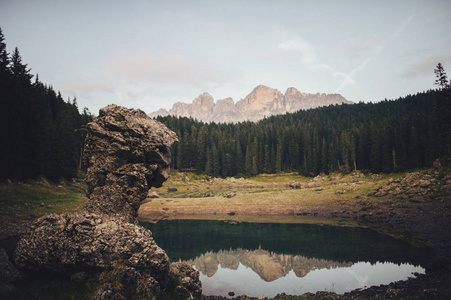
left=434, top=62, right=449, bottom=90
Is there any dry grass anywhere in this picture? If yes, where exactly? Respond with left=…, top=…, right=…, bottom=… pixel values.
left=139, top=171, right=396, bottom=223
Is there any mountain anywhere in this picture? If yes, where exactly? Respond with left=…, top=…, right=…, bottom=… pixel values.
left=149, top=85, right=353, bottom=123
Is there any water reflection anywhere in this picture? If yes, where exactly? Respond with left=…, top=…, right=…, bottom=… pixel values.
left=142, top=220, right=432, bottom=297
left=187, top=248, right=352, bottom=281
left=196, top=260, right=424, bottom=297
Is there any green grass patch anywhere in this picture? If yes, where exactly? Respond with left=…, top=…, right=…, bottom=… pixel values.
left=0, top=179, right=88, bottom=224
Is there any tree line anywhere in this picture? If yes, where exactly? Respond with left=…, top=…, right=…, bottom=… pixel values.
left=157, top=88, right=450, bottom=177
left=0, top=27, right=93, bottom=182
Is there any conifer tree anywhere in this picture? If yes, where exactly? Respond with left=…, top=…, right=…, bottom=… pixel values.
left=434, top=63, right=449, bottom=90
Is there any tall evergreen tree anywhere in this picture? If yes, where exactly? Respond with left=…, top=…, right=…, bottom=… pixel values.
left=434, top=63, right=449, bottom=90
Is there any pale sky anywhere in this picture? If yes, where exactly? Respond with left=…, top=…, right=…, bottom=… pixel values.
left=1, top=0, right=451, bottom=114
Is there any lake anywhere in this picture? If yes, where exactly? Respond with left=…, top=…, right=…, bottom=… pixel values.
left=142, top=219, right=433, bottom=298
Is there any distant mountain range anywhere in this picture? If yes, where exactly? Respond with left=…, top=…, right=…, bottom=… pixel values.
left=149, top=85, right=353, bottom=123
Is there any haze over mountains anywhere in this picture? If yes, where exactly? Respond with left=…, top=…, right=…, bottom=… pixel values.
left=149, top=85, right=353, bottom=123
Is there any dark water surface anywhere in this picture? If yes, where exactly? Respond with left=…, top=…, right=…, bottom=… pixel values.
left=143, top=220, right=433, bottom=298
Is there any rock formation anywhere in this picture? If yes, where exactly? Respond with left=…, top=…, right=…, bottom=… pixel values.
left=150, top=85, right=353, bottom=123
left=15, top=213, right=170, bottom=297
left=170, top=262, right=202, bottom=299
left=83, top=104, right=178, bottom=222
left=13, top=105, right=201, bottom=299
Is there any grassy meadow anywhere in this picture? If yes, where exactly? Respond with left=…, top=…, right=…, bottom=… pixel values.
left=0, top=177, right=88, bottom=225
left=139, top=171, right=401, bottom=224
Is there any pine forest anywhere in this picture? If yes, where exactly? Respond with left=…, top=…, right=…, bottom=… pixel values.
left=0, top=28, right=93, bottom=182
left=158, top=89, right=451, bottom=177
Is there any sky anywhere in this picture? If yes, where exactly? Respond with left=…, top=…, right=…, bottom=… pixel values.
left=1, top=0, right=451, bottom=114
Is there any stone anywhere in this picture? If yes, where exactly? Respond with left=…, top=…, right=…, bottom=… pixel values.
left=15, top=213, right=171, bottom=298
left=83, top=104, right=178, bottom=223
left=305, top=182, right=320, bottom=188
left=148, top=191, right=160, bottom=198
left=419, top=180, right=431, bottom=188
left=289, top=182, right=302, bottom=189
left=224, top=193, right=237, bottom=198
left=170, top=262, right=202, bottom=299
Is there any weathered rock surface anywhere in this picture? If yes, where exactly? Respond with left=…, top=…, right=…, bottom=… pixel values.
left=14, top=213, right=170, bottom=296
left=170, top=262, right=202, bottom=299
left=150, top=85, right=352, bottom=123
left=83, top=104, right=178, bottom=222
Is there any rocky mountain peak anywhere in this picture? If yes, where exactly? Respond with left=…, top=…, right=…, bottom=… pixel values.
left=149, top=85, right=353, bottom=123
left=237, top=85, right=284, bottom=111
left=192, top=93, right=215, bottom=111
left=285, top=87, right=303, bottom=97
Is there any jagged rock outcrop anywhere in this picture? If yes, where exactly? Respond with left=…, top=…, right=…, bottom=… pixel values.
left=15, top=213, right=170, bottom=298
left=150, top=85, right=352, bottom=123
left=12, top=105, right=201, bottom=299
left=83, top=104, right=178, bottom=222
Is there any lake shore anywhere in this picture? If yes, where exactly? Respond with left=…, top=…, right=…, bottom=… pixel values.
left=139, top=168, right=451, bottom=299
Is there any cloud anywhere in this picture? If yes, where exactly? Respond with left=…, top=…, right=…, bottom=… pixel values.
left=103, top=51, right=233, bottom=88
left=278, top=35, right=356, bottom=92
left=401, top=55, right=451, bottom=79
left=278, top=37, right=336, bottom=73
left=334, top=58, right=373, bottom=92
left=334, top=35, right=386, bottom=61
left=62, top=75, right=114, bottom=95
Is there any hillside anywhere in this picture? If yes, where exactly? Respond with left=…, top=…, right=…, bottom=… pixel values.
left=150, top=85, right=352, bottom=123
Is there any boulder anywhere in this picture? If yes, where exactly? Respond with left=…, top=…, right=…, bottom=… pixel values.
left=15, top=213, right=170, bottom=298
left=305, top=182, right=320, bottom=188
left=169, top=262, right=202, bottom=299
left=289, top=182, right=302, bottom=189
left=83, top=105, right=178, bottom=222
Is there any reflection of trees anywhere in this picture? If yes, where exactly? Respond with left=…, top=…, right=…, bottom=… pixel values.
left=186, top=248, right=352, bottom=281
left=145, top=220, right=432, bottom=267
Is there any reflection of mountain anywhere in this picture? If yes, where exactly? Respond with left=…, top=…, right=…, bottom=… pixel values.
left=186, top=248, right=352, bottom=282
